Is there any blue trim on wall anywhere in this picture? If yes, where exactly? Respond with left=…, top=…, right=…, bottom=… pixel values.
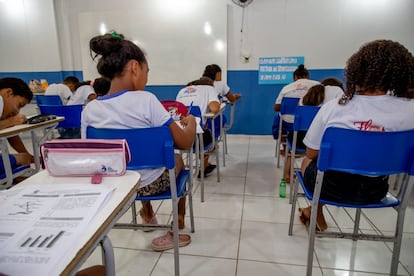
left=224, top=69, right=345, bottom=135
left=0, top=71, right=83, bottom=85
left=1, top=69, right=344, bottom=135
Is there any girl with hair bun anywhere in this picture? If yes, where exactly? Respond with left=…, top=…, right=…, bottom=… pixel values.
left=82, top=31, right=196, bottom=251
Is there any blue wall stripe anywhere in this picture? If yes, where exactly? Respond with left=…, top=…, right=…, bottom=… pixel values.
left=1, top=69, right=344, bottom=135
left=0, top=71, right=83, bottom=85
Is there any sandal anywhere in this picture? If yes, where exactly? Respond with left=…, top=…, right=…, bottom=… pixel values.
left=151, top=231, right=191, bottom=251
left=298, top=207, right=324, bottom=232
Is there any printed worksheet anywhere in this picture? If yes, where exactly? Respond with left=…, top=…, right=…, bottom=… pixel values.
left=0, top=184, right=114, bottom=276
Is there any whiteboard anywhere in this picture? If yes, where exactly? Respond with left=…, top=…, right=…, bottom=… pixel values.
left=78, top=7, right=227, bottom=85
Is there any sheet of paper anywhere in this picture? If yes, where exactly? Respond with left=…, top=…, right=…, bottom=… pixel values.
left=0, top=184, right=114, bottom=276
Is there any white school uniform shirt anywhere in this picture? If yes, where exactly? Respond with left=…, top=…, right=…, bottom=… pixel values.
left=275, top=79, right=320, bottom=105
left=176, top=85, right=220, bottom=124
left=214, top=80, right=230, bottom=102
left=299, top=85, right=345, bottom=106
left=44, top=83, right=73, bottom=105
left=303, top=94, right=414, bottom=150
left=0, top=96, right=4, bottom=117
left=67, top=85, right=96, bottom=105
left=322, top=85, right=344, bottom=104
left=81, top=90, right=173, bottom=188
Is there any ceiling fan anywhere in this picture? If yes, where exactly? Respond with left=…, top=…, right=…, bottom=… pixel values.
left=232, top=0, right=253, bottom=8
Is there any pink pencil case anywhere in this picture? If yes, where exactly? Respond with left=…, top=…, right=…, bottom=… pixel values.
left=41, top=139, right=131, bottom=177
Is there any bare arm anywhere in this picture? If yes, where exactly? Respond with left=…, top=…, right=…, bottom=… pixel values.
left=225, top=91, right=241, bottom=104
left=87, top=93, right=97, bottom=101
left=0, top=114, right=27, bottom=129
left=169, top=115, right=197, bottom=150
left=208, top=101, right=221, bottom=114
left=301, top=147, right=319, bottom=175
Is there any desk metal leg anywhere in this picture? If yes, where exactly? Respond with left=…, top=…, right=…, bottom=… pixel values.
left=100, top=236, right=115, bottom=276
left=31, top=126, right=57, bottom=171
left=0, top=139, right=14, bottom=187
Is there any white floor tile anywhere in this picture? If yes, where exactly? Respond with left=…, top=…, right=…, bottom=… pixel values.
left=16, top=133, right=414, bottom=275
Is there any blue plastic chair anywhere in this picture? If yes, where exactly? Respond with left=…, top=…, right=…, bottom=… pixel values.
left=275, top=97, right=300, bottom=168
left=187, top=105, right=220, bottom=202
left=0, top=163, right=31, bottom=187
left=86, top=126, right=194, bottom=276
left=284, top=105, right=320, bottom=203
left=288, top=127, right=414, bottom=276
left=35, top=95, right=63, bottom=105
left=37, top=104, right=82, bottom=129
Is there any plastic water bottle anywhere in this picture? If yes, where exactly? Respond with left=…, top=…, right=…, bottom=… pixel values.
left=279, top=178, right=286, bottom=198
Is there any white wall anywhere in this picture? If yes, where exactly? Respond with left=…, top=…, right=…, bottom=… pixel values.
left=0, top=0, right=61, bottom=71
left=1, top=0, right=413, bottom=80
left=227, top=0, right=414, bottom=70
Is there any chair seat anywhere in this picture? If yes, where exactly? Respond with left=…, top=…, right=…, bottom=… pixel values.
left=296, top=171, right=400, bottom=209
left=286, top=140, right=306, bottom=153
left=136, top=170, right=189, bottom=201
left=0, top=165, right=31, bottom=180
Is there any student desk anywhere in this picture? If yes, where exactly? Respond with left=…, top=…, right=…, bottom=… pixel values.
left=2, top=170, right=141, bottom=276
left=0, top=117, right=63, bottom=188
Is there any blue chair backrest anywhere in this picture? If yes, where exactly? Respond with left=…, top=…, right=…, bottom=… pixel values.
left=187, top=105, right=204, bottom=128
left=86, top=126, right=175, bottom=170
left=38, top=104, right=82, bottom=128
left=293, top=106, right=320, bottom=131
left=36, top=95, right=63, bottom=105
left=280, top=97, right=300, bottom=115
left=318, top=127, right=414, bottom=176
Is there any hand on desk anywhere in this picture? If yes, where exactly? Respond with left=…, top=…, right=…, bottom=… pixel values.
left=179, top=115, right=196, bottom=128
left=1, top=114, right=27, bottom=129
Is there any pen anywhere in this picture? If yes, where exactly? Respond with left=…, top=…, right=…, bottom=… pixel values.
left=187, top=101, right=193, bottom=115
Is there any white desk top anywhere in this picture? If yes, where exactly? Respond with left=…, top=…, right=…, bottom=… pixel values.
left=0, top=170, right=140, bottom=275
left=0, top=117, right=64, bottom=138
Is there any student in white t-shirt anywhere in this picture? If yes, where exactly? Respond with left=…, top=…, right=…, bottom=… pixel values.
left=298, top=40, right=414, bottom=231
left=202, top=64, right=241, bottom=104
left=176, top=77, right=221, bottom=177
left=274, top=64, right=319, bottom=113
left=0, top=77, right=35, bottom=177
left=44, top=76, right=79, bottom=105
left=67, top=81, right=97, bottom=105
left=83, top=31, right=196, bottom=251
left=283, top=78, right=345, bottom=183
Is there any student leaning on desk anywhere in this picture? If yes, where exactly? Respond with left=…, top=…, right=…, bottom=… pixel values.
left=0, top=77, right=35, bottom=178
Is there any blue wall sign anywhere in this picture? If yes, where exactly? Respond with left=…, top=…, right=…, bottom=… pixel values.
left=258, top=56, right=304, bottom=84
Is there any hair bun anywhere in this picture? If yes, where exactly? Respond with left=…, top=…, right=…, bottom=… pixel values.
left=90, top=33, right=124, bottom=57
left=298, top=64, right=305, bottom=70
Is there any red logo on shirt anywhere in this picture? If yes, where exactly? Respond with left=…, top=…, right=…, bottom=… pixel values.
left=353, top=119, right=385, bottom=131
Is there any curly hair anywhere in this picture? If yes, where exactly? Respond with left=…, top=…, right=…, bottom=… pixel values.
left=342, top=39, right=414, bottom=104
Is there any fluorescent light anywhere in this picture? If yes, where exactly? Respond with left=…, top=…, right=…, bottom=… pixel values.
left=99, top=23, right=107, bottom=35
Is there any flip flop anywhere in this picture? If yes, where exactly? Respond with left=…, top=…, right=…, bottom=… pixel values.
left=151, top=231, right=191, bottom=251
left=298, top=207, right=324, bottom=231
